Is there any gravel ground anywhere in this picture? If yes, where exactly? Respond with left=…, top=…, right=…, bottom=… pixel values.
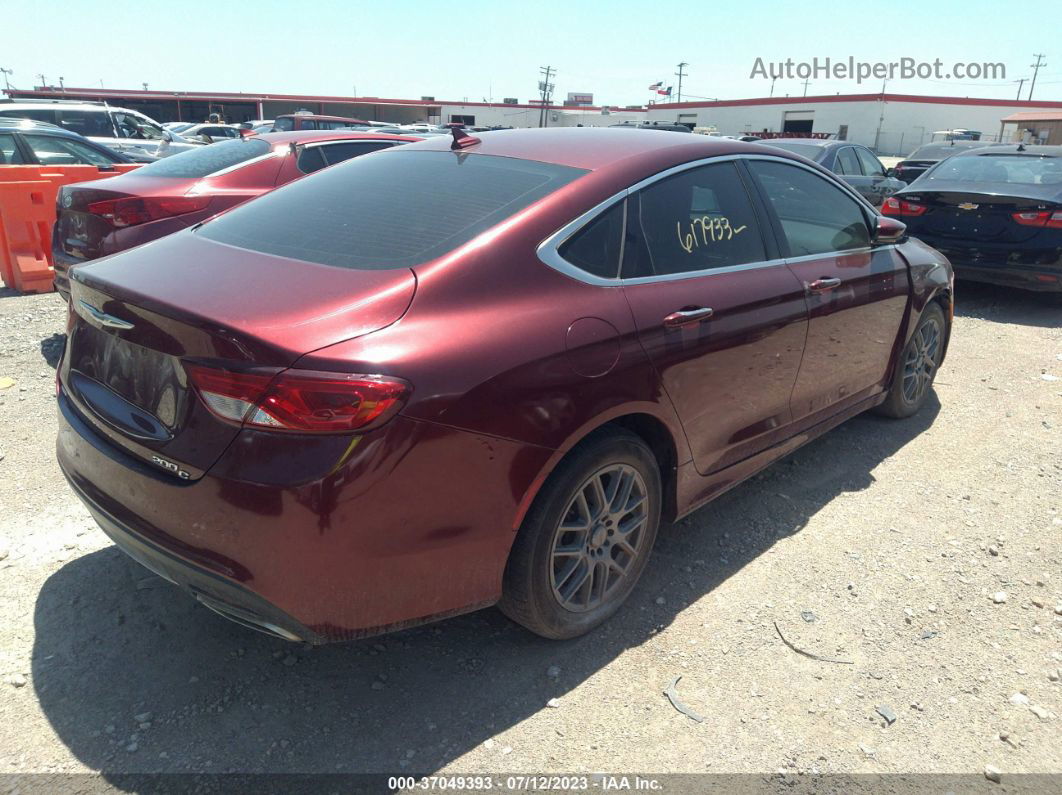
left=0, top=283, right=1059, bottom=787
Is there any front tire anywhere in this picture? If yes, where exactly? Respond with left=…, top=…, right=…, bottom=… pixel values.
left=875, top=302, right=945, bottom=418
left=499, top=429, right=661, bottom=639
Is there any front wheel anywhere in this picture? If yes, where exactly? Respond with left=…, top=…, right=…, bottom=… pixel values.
left=499, top=430, right=661, bottom=639
left=875, top=303, right=945, bottom=418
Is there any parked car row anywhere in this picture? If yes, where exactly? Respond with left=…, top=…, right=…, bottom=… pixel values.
left=55, top=127, right=956, bottom=644
left=0, top=118, right=140, bottom=165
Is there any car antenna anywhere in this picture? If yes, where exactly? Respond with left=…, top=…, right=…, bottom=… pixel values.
left=450, top=126, right=481, bottom=150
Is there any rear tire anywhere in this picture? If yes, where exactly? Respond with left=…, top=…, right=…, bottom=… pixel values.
left=875, top=303, right=945, bottom=419
left=499, top=429, right=661, bottom=640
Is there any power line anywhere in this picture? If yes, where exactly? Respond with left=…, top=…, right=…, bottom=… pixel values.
left=1028, top=53, right=1047, bottom=100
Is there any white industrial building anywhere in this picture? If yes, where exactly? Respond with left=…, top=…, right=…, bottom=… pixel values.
left=7, top=87, right=1062, bottom=156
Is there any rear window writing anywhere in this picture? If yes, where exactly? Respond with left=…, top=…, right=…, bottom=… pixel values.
left=133, top=137, right=271, bottom=178
left=197, top=151, right=587, bottom=270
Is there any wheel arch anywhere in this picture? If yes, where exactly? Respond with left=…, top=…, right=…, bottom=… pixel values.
left=510, top=407, right=689, bottom=536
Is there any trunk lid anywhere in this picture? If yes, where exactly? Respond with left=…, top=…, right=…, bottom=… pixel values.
left=900, top=186, right=1059, bottom=244
left=62, top=230, right=416, bottom=477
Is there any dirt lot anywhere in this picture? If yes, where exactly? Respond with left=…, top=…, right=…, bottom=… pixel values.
left=0, top=283, right=1059, bottom=787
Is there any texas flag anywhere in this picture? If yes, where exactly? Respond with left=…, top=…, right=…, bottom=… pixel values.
left=657, top=86, right=673, bottom=96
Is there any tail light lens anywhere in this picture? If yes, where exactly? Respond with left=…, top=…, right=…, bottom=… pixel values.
left=87, top=196, right=211, bottom=228
left=882, top=197, right=927, bottom=217
left=1012, top=210, right=1062, bottom=229
left=185, top=364, right=410, bottom=433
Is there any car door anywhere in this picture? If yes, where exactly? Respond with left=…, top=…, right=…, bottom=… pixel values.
left=854, top=146, right=904, bottom=206
left=619, top=159, right=809, bottom=475
left=745, top=158, right=909, bottom=429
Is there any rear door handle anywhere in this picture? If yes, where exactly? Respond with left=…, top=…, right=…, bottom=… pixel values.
left=807, top=277, right=842, bottom=293
left=663, top=307, right=714, bottom=328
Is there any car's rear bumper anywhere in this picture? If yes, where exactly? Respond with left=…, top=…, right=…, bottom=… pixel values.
left=907, top=236, right=1062, bottom=292
left=57, top=389, right=552, bottom=642
left=52, top=249, right=79, bottom=300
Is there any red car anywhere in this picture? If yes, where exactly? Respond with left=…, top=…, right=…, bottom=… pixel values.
left=57, top=128, right=953, bottom=643
left=52, top=130, right=421, bottom=297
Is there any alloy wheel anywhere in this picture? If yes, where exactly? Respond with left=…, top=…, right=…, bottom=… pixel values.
left=549, top=464, right=650, bottom=612
left=901, top=316, right=942, bottom=405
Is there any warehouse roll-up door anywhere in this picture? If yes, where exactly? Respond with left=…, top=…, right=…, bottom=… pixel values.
left=782, top=110, right=814, bottom=134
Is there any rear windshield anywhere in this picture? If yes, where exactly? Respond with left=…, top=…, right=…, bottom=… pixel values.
left=197, top=150, right=587, bottom=269
left=925, top=154, right=1062, bottom=186
left=906, top=144, right=981, bottom=160
left=764, top=142, right=822, bottom=160
left=133, top=137, right=271, bottom=178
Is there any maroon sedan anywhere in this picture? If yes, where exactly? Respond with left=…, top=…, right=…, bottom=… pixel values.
left=52, top=130, right=420, bottom=297
left=57, top=128, right=953, bottom=642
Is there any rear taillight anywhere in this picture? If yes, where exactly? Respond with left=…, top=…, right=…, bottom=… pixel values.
left=87, top=196, right=211, bottom=228
left=185, top=364, right=410, bottom=433
left=882, top=197, right=927, bottom=217
left=1012, top=210, right=1062, bottom=229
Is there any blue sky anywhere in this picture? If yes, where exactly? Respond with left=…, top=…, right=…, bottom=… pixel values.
left=5, top=0, right=1059, bottom=106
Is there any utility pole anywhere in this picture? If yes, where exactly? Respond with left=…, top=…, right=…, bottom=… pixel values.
left=58, top=76, right=64, bottom=91
left=769, top=76, right=776, bottom=97
left=801, top=78, right=810, bottom=97
left=873, top=80, right=887, bottom=152
left=1014, top=78, right=1027, bottom=100
left=538, top=65, right=555, bottom=128
left=36, top=73, right=46, bottom=88
left=0, top=68, right=12, bottom=91
left=675, top=62, right=688, bottom=103
left=142, top=82, right=149, bottom=92
left=1028, top=53, right=1046, bottom=100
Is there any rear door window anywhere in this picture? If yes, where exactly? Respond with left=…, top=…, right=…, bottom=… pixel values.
left=297, top=141, right=397, bottom=174
left=748, top=160, right=870, bottom=256
left=22, top=134, right=114, bottom=166
left=0, top=133, right=26, bottom=164
left=855, top=148, right=886, bottom=177
left=198, top=150, right=587, bottom=270
left=132, top=137, right=272, bottom=177
left=835, top=147, right=860, bottom=176
left=58, top=110, right=114, bottom=138
left=622, top=161, right=767, bottom=278
left=0, top=108, right=58, bottom=124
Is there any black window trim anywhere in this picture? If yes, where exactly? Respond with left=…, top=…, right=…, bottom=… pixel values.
left=538, top=153, right=881, bottom=287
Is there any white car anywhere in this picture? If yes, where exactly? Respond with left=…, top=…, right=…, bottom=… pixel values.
left=0, top=100, right=203, bottom=158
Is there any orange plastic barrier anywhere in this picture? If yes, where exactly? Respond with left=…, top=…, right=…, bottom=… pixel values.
left=0, top=164, right=140, bottom=293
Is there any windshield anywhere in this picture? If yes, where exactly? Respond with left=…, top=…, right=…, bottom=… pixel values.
left=926, top=155, right=1062, bottom=186
left=198, top=150, right=587, bottom=270
left=112, top=111, right=167, bottom=141
left=132, top=137, right=272, bottom=178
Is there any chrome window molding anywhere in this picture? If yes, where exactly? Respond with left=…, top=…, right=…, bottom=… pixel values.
left=537, top=152, right=881, bottom=287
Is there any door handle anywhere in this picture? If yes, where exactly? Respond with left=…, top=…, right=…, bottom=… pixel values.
left=807, top=277, right=842, bottom=293
left=663, top=307, right=714, bottom=328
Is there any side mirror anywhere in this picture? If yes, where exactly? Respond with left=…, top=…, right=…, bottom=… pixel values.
left=873, top=215, right=907, bottom=245
left=884, top=167, right=895, bottom=178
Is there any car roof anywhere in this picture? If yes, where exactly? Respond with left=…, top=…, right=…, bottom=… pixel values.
left=948, top=144, right=1062, bottom=158
left=394, top=127, right=791, bottom=171
left=0, top=101, right=133, bottom=113
left=255, top=130, right=423, bottom=145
